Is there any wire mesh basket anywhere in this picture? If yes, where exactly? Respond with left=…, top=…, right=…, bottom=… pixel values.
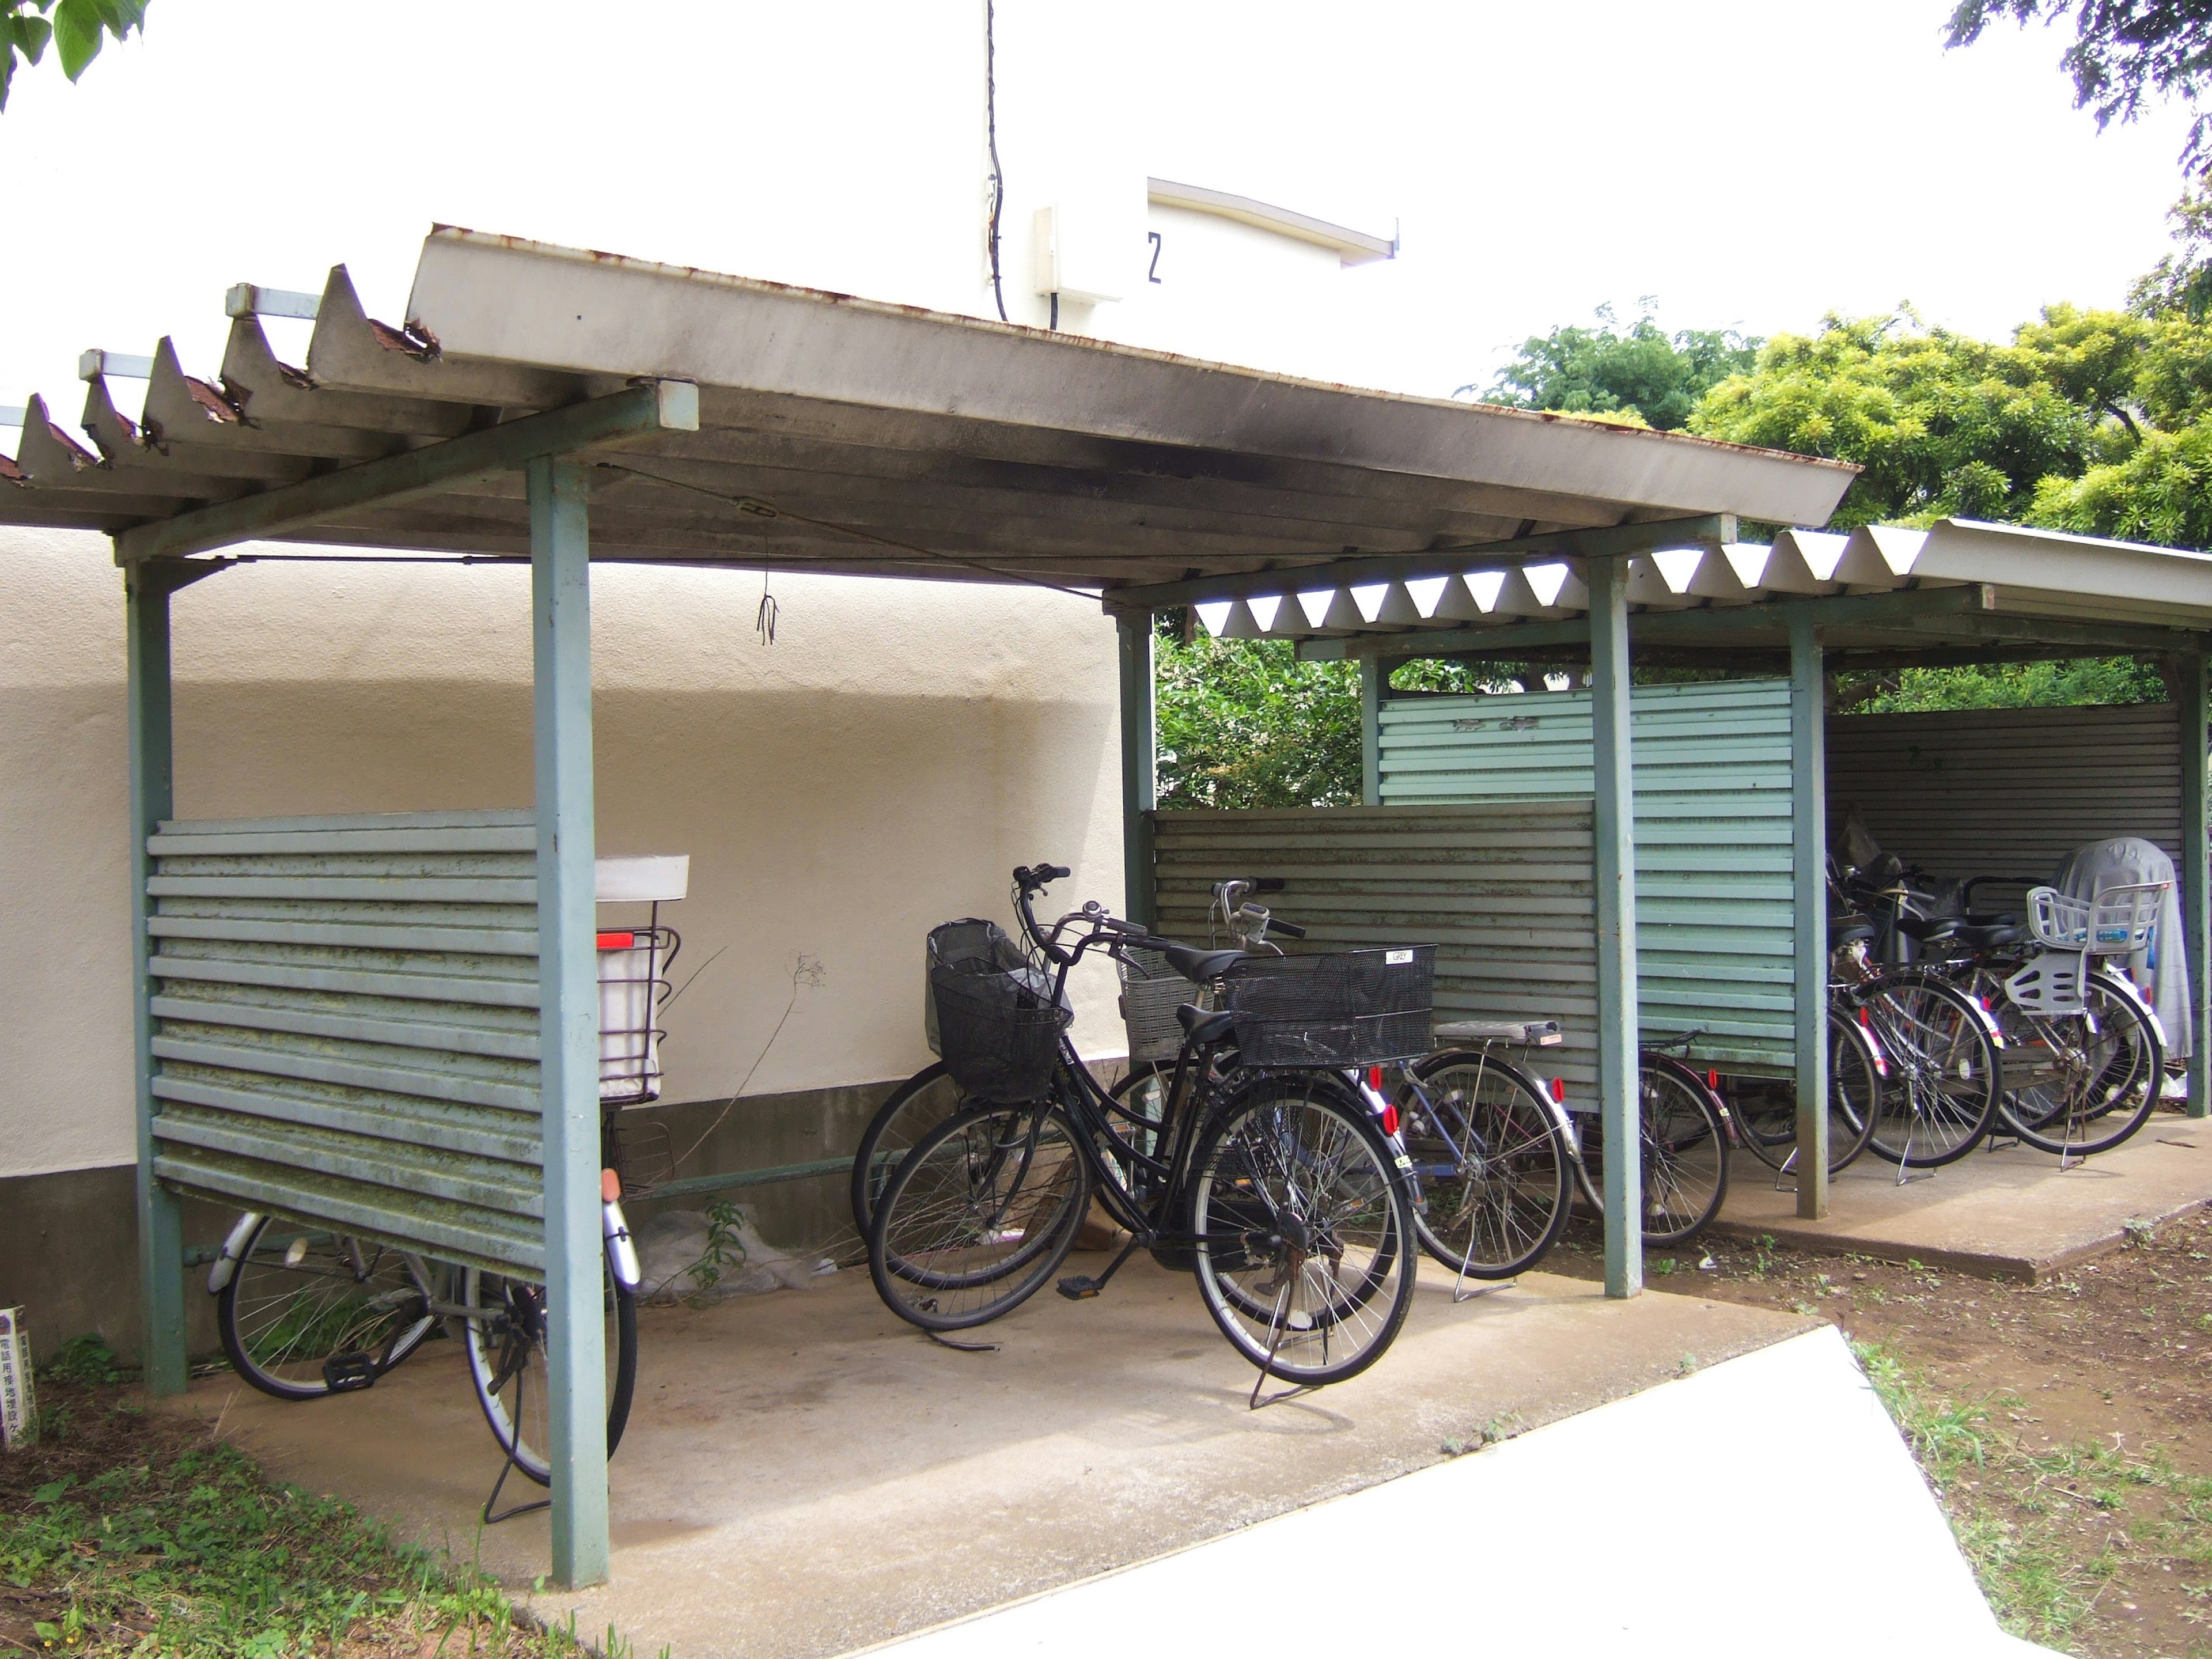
left=1119, top=947, right=1208, bottom=1066
left=2026, top=881, right=2167, bottom=955
left=608, top=1118, right=675, bottom=1198
left=1222, top=945, right=1435, bottom=1068
left=926, top=919, right=1071, bottom=1102
left=599, top=925, right=680, bottom=1106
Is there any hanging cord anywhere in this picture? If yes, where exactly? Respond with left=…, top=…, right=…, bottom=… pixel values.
left=984, top=0, right=1009, bottom=322
left=757, top=566, right=779, bottom=645
left=594, top=460, right=1097, bottom=600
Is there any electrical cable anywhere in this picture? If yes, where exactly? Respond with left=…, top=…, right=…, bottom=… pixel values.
left=984, top=0, right=1008, bottom=323
left=594, top=459, right=1099, bottom=600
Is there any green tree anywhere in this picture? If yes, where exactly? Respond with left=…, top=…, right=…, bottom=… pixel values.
left=1947, top=0, right=2212, bottom=182
left=1154, top=629, right=1361, bottom=809
left=1478, top=302, right=1760, bottom=431
left=1, top=0, right=144, bottom=109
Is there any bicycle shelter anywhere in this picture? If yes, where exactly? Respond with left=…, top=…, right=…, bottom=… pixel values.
left=2, top=226, right=1869, bottom=1586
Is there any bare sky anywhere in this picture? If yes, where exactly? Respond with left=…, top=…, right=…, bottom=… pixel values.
left=0, top=0, right=2195, bottom=414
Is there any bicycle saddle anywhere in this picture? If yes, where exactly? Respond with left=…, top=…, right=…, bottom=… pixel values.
left=1176, top=1003, right=1240, bottom=1046
left=1893, top=914, right=1960, bottom=944
left=1161, top=944, right=1247, bottom=982
left=1954, top=920, right=2024, bottom=949
left=1831, top=915, right=1877, bottom=947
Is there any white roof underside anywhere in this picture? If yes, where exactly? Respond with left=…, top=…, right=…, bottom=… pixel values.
left=0, top=227, right=1854, bottom=594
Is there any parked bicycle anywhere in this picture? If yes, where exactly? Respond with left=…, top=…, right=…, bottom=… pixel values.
left=865, top=864, right=1428, bottom=1389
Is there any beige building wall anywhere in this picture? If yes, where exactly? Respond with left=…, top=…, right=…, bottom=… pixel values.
left=0, top=525, right=1128, bottom=1182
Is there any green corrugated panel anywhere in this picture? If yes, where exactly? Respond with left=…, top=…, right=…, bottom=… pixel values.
left=1378, top=679, right=1796, bottom=1073
left=1153, top=801, right=1607, bottom=1099
left=146, top=809, right=547, bottom=1278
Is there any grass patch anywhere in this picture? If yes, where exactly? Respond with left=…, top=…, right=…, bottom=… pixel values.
left=2, top=1353, right=654, bottom=1657
left=1855, top=1339, right=2212, bottom=1650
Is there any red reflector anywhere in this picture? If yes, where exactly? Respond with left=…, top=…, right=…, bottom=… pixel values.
left=1379, top=1103, right=1400, bottom=1137
left=1707, top=1069, right=1719, bottom=1090
left=596, top=931, right=635, bottom=950
left=1367, top=1065, right=1384, bottom=1092
left=1551, top=1078, right=1567, bottom=1104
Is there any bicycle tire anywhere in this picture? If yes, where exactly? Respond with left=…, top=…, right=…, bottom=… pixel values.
left=1995, top=972, right=2164, bottom=1158
left=1732, top=1012, right=1882, bottom=1176
left=868, top=1101, right=1090, bottom=1331
left=1399, top=1049, right=1573, bottom=1278
left=460, top=1265, right=638, bottom=1487
left=1637, top=1055, right=1732, bottom=1246
left=1855, top=973, right=2002, bottom=1168
left=849, top=1060, right=965, bottom=1236
left=1189, top=1074, right=1418, bottom=1387
left=216, top=1215, right=438, bottom=1401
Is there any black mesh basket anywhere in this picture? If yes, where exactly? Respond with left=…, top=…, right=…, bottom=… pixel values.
left=1222, top=946, right=1435, bottom=1068
left=926, top=919, right=1072, bottom=1102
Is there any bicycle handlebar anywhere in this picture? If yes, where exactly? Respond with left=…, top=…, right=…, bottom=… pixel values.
left=1267, top=916, right=1309, bottom=940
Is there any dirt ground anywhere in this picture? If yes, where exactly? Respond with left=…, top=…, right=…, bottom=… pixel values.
left=1550, top=1199, right=2212, bottom=1657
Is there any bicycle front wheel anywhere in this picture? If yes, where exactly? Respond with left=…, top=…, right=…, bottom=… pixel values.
left=1399, top=1050, right=1572, bottom=1278
left=1857, top=975, right=2001, bottom=1168
left=1996, top=973, right=2164, bottom=1158
left=460, top=1265, right=638, bottom=1487
left=868, top=1102, right=1091, bottom=1331
left=1638, top=1055, right=1731, bottom=1246
left=217, top=1215, right=437, bottom=1400
left=850, top=1060, right=967, bottom=1235
left=1190, top=1074, right=1418, bottom=1387
left=1731, top=1012, right=1881, bottom=1176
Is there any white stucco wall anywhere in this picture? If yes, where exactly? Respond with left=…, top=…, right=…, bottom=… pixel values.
left=0, top=528, right=1126, bottom=1180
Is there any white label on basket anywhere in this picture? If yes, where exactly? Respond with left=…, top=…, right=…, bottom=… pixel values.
left=1385, top=949, right=1414, bottom=965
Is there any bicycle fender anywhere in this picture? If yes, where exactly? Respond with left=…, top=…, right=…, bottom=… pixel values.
left=603, top=1196, right=642, bottom=1291
left=206, top=1210, right=262, bottom=1294
left=2095, top=963, right=2168, bottom=1047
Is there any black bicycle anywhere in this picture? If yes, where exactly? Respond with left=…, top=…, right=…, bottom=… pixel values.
left=865, top=865, right=1426, bottom=1389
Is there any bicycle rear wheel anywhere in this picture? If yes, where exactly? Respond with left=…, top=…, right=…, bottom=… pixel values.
left=1995, top=974, right=2163, bottom=1157
left=850, top=1060, right=967, bottom=1235
left=1190, top=1074, right=1418, bottom=1386
left=868, top=1101, right=1090, bottom=1331
left=1857, top=975, right=2001, bottom=1168
left=217, top=1215, right=438, bottom=1400
left=460, top=1265, right=638, bottom=1486
left=1638, top=1055, right=1731, bottom=1246
left=1399, top=1050, right=1572, bottom=1278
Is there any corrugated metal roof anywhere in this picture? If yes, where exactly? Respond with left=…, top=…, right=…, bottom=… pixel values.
left=0, top=226, right=1854, bottom=592
left=1214, top=520, right=2212, bottom=657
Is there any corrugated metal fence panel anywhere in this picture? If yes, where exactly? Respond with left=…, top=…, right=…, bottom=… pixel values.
left=1377, top=680, right=1795, bottom=1073
left=1152, top=802, right=1603, bottom=1096
left=146, top=809, right=544, bottom=1278
left=1827, top=702, right=2183, bottom=882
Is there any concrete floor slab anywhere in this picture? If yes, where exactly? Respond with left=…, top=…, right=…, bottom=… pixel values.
left=166, top=1254, right=1809, bottom=1658
left=872, top=1327, right=2050, bottom=1659
left=1711, top=1117, right=2211, bottom=1279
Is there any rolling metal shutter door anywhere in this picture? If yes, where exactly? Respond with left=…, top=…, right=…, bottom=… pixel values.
left=145, top=810, right=544, bottom=1278
left=1153, top=802, right=1604, bottom=1095
left=1826, top=702, right=2182, bottom=882
left=1376, top=679, right=1796, bottom=1074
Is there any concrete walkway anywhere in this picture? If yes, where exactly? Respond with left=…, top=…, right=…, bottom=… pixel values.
left=172, top=1256, right=1808, bottom=1657
left=1711, top=1116, right=2211, bottom=1279
left=871, top=1327, right=2049, bottom=1659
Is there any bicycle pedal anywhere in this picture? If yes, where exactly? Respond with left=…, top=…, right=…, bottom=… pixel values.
left=321, top=1352, right=378, bottom=1392
left=1056, top=1275, right=1104, bottom=1301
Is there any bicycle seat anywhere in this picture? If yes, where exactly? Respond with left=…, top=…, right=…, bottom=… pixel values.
left=1893, top=914, right=1960, bottom=944
left=1176, top=1003, right=1240, bottom=1047
left=1162, top=944, right=1247, bottom=982
left=1955, top=921, right=2024, bottom=949
left=1831, top=915, right=1876, bottom=946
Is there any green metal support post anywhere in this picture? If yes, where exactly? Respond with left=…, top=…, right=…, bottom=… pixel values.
left=529, top=458, right=609, bottom=1589
left=1790, top=618, right=1831, bottom=1212
left=2180, top=647, right=2211, bottom=1118
left=1587, top=556, right=1641, bottom=1300
left=127, top=563, right=187, bottom=1394
left=1119, top=615, right=1158, bottom=930
left=1359, top=657, right=1384, bottom=806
